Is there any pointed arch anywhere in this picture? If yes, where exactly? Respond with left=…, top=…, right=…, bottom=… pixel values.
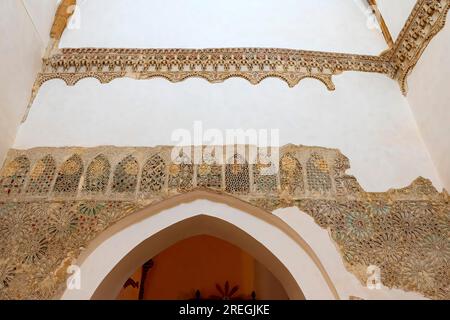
left=53, top=154, right=84, bottom=194
left=307, top=153, right=332, bottom=192
left=225, top=154, right=250, bottom=194
left=197, top=163, right=222, bottom=189
left=26, top=155, right=56, bottom=195
left=83, top=155, right=111, bottom=193
left=196, top=148, right=222, bottom=189
left=112, top=155, right=139, bottom=193
left=253, top=154, right=278, bottom=193
left=60, top=191, right=339, bottom=300
left=280, top=153, right=304, bottom=195
left=140, top=154, right=166, bottom=194
left=168, top=152, right=193, bottom=192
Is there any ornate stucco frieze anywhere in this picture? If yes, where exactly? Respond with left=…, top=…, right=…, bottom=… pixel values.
left=388, top=0, right=450, bottom=94
left=27, top=0, right=449, bottom=111
left=37, top=48, right=392, bottom=91
left=0, top=145, right=448, bottom=300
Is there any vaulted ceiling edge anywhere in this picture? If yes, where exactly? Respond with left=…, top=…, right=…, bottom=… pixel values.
left=22, top=0, right=449, bottom=122
left=387, top=0, right=450, bottom=94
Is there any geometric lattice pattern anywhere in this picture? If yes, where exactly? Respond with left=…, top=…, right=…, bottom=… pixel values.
left=0, top=155, right=30, bottom=195
left=140, top=154, right=166, bottom=193
left=225, top=154, right=250, bottom=194
left=53, top=154, right=83, bottom=194
left=112, top=155, right=139, bottom=193
left=296, top=197, right=450, bottom=300
left=253, top=154, right=278, bottom=193
left=307, top=152, right=332, bottom=193
left=197, top=163, right=222, bottom=189
left=168, top=152, right=193, bottom=192
left=26, top=155, right=56, bottom=195
left=196, top=147, right=222, bottom=189
left=0, top=145, right=449, bottom=300
left=83, top=155, right=110, bottom=193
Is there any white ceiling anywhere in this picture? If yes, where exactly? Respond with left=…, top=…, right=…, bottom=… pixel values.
left=0, top=0, right=58, bottom=164
left=22, top=0, right=59, bottom=45
left=59, top=0, right=389, bottom=55
left=377, top=0, right=417, bottom=41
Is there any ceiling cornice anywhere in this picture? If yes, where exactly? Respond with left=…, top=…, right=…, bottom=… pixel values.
left=38, top=47, right=392, bottom=90
left=388, top=0, right=450, bottom=94
left=24, top=0, right=449, bottom=120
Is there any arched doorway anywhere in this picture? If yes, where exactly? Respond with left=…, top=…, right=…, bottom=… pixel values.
left=61, top=191, right=339, bottom=300
left=117, top=234, right=291, bottom=300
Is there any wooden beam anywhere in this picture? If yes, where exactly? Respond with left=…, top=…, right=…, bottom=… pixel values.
left=50, top=0, right=77, bottom=40
left=367, top=0, right=394, bottom=48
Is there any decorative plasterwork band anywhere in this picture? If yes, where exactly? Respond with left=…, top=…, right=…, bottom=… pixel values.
left=42, top=48, right=393, bottom=89
left=0, top=145, right=448, bottom=300
left=28, top=0, right=449, bottom=109
left=387, top=0, right=450, bottom=94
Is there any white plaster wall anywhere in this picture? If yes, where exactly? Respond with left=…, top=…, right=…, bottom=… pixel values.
left=0, top=0, right=57, bottom=166
left=14, top=72, right=443, bottom=192
left=59, top=0, right=387, bottom=54
left=377, top=0, right=417, bottom=40
left=22, top=0, right=59, bottom=45
left=407, top=22, right=450, bottom=190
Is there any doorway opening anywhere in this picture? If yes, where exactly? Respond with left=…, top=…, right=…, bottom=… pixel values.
left=117, top=235, right=290, bottom=300
left=63, top=193, right=337, bottom=300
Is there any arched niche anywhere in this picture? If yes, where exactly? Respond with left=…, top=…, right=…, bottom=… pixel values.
left=60, top=191, right=339, bottom=300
